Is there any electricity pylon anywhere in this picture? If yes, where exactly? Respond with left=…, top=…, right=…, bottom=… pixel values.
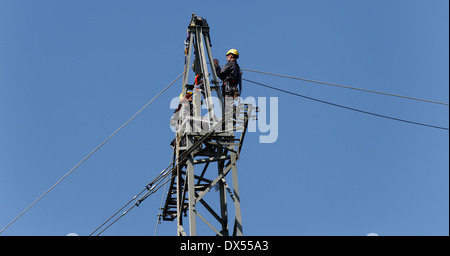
left=161, top=13, right=255, bottom=236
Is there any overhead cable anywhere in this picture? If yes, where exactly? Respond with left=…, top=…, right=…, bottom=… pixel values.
left=0, top=71, right=185, bottom=235
left=243, top=78, right=449, bottom=131
left=154, top=151, right=174, bottom=236
left=241, top=67, right=449, bottom=106
left=90, top=167, right=175, bottom=236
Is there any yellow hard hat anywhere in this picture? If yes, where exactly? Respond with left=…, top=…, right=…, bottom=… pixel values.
left=180, top=91, right=193, bottom=100
left=226, top=49, right=239, bottom=58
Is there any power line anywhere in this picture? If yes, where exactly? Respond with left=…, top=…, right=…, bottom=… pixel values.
left=91, top=167, right=175, bottom=236
left=241, top=67, right=449, bottom=106
left=154, top=151, right=174, bottom=236
left=0, top=71, right=185, bottom=235
left=243, top=78, right=449, bottom=131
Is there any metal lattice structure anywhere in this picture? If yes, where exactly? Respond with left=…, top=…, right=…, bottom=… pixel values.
left=161, top=14, right=255, bottom=236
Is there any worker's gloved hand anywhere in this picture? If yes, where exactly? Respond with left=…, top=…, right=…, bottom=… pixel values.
left=213, top=59, right=219, bottom=67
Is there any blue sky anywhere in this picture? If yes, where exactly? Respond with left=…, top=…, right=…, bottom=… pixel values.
left=0, top=0, right=448, bottom=236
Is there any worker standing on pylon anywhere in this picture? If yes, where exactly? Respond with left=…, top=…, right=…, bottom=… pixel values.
left=214, top=49, right=241, bottom=131
left=170, top=91, right=193, bottom=148
left=214, top=49, right=241, bottom=99
left=170, top=91, right=194, bottom=131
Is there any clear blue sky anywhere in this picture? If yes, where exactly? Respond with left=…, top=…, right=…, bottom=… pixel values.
left=0, top=0, right=448, bottom=236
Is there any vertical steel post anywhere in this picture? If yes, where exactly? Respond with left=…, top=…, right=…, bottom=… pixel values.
left=197, top=30, right=216, bottom=125
left=186, top=136, right=196, bottom=236
left=217, top=149, right=229, bottom=235
left=204, top=35, right=224, bottom=107
left=230, top=150, right=243, bottom=236
left=181, top=32, right=193, bottom=98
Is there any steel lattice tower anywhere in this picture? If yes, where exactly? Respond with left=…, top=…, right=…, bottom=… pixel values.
left=161, top=14, right=255, bottom=236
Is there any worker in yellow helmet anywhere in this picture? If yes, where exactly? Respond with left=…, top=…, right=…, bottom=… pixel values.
left=214, top=49, right=241, bottom=99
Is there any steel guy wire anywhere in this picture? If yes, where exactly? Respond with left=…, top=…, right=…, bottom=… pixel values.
left=0, top=71, right=185, bottom=235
